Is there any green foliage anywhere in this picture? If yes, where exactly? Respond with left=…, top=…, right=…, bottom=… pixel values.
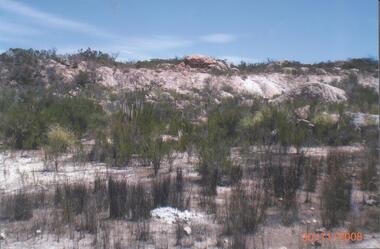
left=0, top=88, right=105, bottom=149
left=99, top=92, right=186, bottom=174
left=68, top=48, right=118, bottom=66
left=43, top=96, right=105, bottom=136
left=2, top=102, right=46, bottom=149
left=1, top=89, right=47, bottom=149
left=45, top=125, right=77, bottom=171
left=312, top=111, right=359, bottom=145
left=240, top=106, right=309, bottom=148
left=109, top=113, right=134, bottom=167
left=349, top=85, right=379, bottom=114
left=196, top=100, right=243, bottom=191
left=147, top=138, right=169, bottom=176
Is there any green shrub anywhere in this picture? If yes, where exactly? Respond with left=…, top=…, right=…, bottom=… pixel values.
left=44, top=125, right=77, bottom=171
left=0, top=89, right=105, bottom=150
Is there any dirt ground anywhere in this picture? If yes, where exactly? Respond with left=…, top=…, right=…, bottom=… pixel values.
left=0, top=146, right=379, bottom=249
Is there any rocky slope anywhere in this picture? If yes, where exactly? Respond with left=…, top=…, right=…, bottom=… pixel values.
left=0, top=51, right=378, bottom=103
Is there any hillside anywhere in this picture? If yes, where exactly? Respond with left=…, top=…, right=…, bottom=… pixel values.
left=0, top=49, right=378, bottom=101
left=0, top=49, right=379, bottom=249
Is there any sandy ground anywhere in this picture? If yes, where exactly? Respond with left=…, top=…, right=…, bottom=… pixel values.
left=0, top=147, right=379, bottom=249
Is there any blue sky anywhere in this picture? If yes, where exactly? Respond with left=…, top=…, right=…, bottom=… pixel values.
left=0, top=0, right=377, bottom=63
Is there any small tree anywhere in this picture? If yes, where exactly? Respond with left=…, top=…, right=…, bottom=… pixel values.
left=165, top=142, right=177, bottom=172
left=148, top=138, right=167, bottom=176
left=44, top=125, right=76, bottom=171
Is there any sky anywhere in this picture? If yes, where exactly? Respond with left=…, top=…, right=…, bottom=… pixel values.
left=0, top=0, right=377, bottom=63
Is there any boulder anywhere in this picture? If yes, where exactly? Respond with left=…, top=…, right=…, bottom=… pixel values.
left=365, top=194, right=379, bottom=206
left=183, top=226, right=192, bottom=236
left=294, top=105, right=310, bottom=119
left=184, top=55, right=229, bottom=71
left=184, top=55, right=216, bottom=67
left=271, top=82, right=347, bottom=104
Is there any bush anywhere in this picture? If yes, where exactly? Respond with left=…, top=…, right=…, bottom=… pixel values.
left=264, top=151, right=303, bottom=207
left=108, top=178, right=127, bottom=218
left=13, top=191, right=33, bottom=221
left=0, top=191, right=33, bottom=221
left=320, top=153, right=352, bottom=228
left=0, top=90, right=105, bottom=150
left=1, top=98, right=46, bottom=149
left=42, top=96, right=105, bottom=137
left=152, top=170, right=188, bottom=210
left=222, top=183, right=268, bottom=235
left=93, top=178, right=109, bottom=211
left=44, top=125, right=77, bottom=171
left=109, top=113, right=134, bottom=167
left=172, top=168, right=187, bottom=210
left=63, top=183, right=88, bottom=215
left=126, top=183, right=152, bottom=221
left=80, top=198, right=98, bottom=234
left=312, top=113, right=337, bottom=144
left=53, top=183, right=90, bottom=223
left=108, top=178, right=152, bottom=220
left=147, top=138, right=167, bottom=176
left=152, top=176, right=171, bottom=208
left=196, top=100, right=244, bottom=193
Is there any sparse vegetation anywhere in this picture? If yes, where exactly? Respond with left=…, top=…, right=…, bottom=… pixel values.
left=320, top=152, right=352, bottom=228
left=0, top=49, right=378, bottom=249
left=221, top=183, right=268, bottom=235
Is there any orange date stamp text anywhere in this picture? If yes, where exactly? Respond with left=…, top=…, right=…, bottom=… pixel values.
left=303, top=231, right=363, bottom=243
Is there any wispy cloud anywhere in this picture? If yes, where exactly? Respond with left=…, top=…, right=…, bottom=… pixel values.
left=199, top=33, right=237, bottom=44
left=0, top=0, right=114, bottom=38
left=56, top=36, right=192, bottom=62
left=0, top=0, right=238, bottom=60
left=0, top=19, right=43, bottom=36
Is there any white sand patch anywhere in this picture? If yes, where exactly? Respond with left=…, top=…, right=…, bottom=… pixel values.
left=0, top=151, right=135, bottom=194
left=151, top=207, right=205, bottom=224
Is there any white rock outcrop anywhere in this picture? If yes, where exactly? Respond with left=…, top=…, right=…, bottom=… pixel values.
left=270, top=82, right=347, bottom=104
